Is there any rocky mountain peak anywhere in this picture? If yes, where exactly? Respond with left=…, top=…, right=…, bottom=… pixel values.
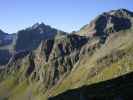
left=15, top=23, right=66, bottom=52
left=76, top=9, right=133, bottom=43
left=108, top=8, right=133, bottom=17
left=31, top=22, right=48, bottom=31
left=0, top=8, right=133, bottom=100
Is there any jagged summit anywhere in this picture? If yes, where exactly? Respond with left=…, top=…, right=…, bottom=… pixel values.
left=28, top=22, right=66, bottom=35
left=15, top=22, right=67, bottom=51
left=31, top=22, right=44, bottom=30
left=76, top=9, right=133, bottom=38
left=30, top=22, right=54, bottom=32
left=0, top=22, right=67, bottom=65
left=108, top=8, right=133, bottom=16
left=0, top=9, right=133, bottom=100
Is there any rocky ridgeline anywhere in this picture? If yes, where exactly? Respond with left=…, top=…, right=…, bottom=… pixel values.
left=0, top=8, right=133, bottom=100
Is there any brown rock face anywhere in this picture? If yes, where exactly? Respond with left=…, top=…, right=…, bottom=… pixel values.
left=76, top=9, right=133, bottom=43
left=2, top=34, right=88, bottom=90
left=33, top=34, right=88, bottom=87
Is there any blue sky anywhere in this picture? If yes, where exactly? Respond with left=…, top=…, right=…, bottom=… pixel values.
left=0, top=0, right=133, bottom=33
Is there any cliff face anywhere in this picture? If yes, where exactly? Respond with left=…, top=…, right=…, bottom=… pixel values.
left=0, top=34, right=88, bottom=95
left=33, top=34, right=88, bottom=88
left=15, top=23, right=66, bottom=52
left=0, top=23, right=66, bottom=66
left=76, top=9, right=133, bottom=40
left=0, top=9, right=133, bottom=100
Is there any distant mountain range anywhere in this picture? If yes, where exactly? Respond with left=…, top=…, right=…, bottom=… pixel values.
left=0, top=8, right=133, bottom=100
left=0, top=23, right=66, bottom=65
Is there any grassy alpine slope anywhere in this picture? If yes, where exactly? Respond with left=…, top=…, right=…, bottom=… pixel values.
left=0, top=9, right=133, bottom=100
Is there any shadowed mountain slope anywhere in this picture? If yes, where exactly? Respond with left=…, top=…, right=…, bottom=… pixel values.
left=49, top=71, right=133, bottom=100
left=0, top=9, right=133, bottom=100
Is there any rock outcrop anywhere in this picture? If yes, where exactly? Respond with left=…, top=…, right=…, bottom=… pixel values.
left=0, top=9, right=133, bottom=100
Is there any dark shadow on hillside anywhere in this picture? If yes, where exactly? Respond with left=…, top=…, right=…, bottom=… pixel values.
left=49, top=72, right=133, bottom=100
left=0, top=50, right=11, bottom=65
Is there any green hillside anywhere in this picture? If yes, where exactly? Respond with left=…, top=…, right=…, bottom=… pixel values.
left=0, top=9, right=133, bottom=100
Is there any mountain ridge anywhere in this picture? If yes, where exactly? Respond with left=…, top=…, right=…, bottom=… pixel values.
left=0, top=8, right=133, bottom=100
